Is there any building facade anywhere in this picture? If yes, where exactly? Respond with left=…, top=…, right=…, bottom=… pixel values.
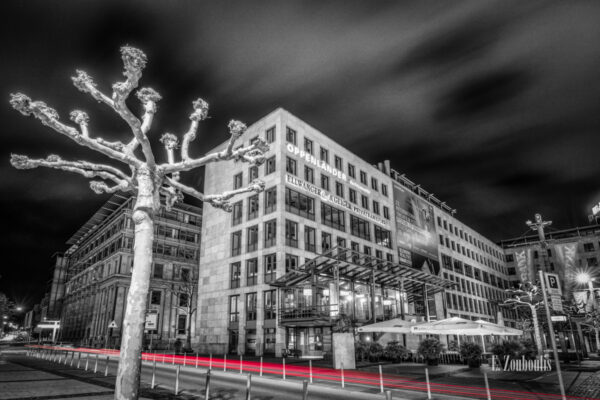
left=58, top=194, right=202, bottom=349
left=197, top=108, right=512, bottom=357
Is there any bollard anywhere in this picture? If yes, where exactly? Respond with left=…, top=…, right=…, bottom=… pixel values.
left=172, top=353, right=175, bottom=365
left=151, top=358, right=157, bottom=389
left=385, top=390, right=393, bottom=400
left=484, top=372, right=491, bottom=400
left=224, top=354, right=227, bottom=371
left=174, top=365, right=180, bottom=395
left=341, top=361, right=345, bottom=388
left=184, top=353, right=187, bottom=367
left=204, top=369, right=211, bottom=399
left=209, top=353, right=212, bottom=370
left=77, top=352, right=81, bottom=369
left=309, top=359, right=313, bottom=383
left=425, top=368, right=432, bottom=400
left=163, top=353, right=166, bottom=364
left=196, top=352, right=199, bottom=368
left=105, top=356, right=109, bottom=377
left=260, top=356, right=263, bottom=377
left=94, top=354, right=99, bottom=373
left=245, top=374, right=252, bottom=400
left=379, top=364, right=384, bottom=392
left=302, top=380, right=309, bottom=400
left=240, top=355, right=243, bottom=374
left=85, top=354, right=89, bottom=371
left=283, top=357, right=286, bottom=380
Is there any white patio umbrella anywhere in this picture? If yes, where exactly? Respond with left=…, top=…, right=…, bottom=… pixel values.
left=410, top=317, right=523, bottom=352
left=358, top=318, right=422, bottom=334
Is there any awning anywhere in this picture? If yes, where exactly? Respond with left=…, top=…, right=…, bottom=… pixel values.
left=357, top=318, right=422, bottom=334
left=410, top=317, right=523, bottom=336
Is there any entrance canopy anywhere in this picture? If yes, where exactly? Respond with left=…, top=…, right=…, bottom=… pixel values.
left=410, top=317, right=523, bottom=336
left=357, top=317, right=422, bottom=334
left=271, top=246, right=455, bottom=302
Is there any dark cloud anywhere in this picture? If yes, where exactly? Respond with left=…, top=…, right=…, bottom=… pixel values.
left=1, top=0, right=600, bottom=304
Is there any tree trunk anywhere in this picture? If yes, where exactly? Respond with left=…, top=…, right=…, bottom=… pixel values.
left=115, top=168, right=156, bottom=400
left=531, top=305, right=544, bottom=356
left=595, top=328, right=600, bottom=352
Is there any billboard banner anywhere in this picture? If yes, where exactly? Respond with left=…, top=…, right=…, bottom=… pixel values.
left=514, top=248, right=533, bottom=283
left=553, top=242, right=578, bottom=297
left=392, top=184, right=439, bottom=275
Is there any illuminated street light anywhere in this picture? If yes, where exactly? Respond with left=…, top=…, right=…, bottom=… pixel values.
left=15, top=306, right=23, bottom=312
left=2, top=315, right=7, bottom=319
left=576, top=272, right=592, bottom=285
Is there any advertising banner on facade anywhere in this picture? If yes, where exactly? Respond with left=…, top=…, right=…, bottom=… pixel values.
left=514, top=248, right=533, bottom=283
left=392, top=184, right=439, bottom=275
left=553, top=242, right=578, bottom=297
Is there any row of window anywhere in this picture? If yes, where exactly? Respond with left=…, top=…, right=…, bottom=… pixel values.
left=232, top=187, right=277, bottom=226
left=285, top=127, right=389, bottom=195
left=439, top=233, right=506, bottom=275
left=437, top=216, right=503, bottom=262
left=229, top=290, right=277, bottom=322
left=441, top=254, right=509, bottom=289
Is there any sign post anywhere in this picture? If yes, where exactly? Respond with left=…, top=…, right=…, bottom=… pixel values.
left=145, top=310, right=158, bottom=351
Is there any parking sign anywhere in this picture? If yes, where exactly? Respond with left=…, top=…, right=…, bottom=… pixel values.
left=545, top=272, right=562, bottom=296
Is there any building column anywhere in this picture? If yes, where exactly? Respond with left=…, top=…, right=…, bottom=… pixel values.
left=370, top=270, right=377, bottom=323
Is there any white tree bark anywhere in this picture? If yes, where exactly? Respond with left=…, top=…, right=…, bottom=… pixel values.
left=530, top=304, right=544, bottom=355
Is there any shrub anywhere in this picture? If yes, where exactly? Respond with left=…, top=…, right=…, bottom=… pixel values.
left=519, top=338, right=538, bottom=360
left=459, top=342, right=483, bottom=368
left=447, top=340, right=459, bottom=352
left=418, top=338, right=444, bottom=366
left=383, top=341, right=410, bottom=363
left=368, top=342, right=384, bottom=362
left=491, top=340, right=522, bottom=363
left=355, top=341, right=369, bottom=362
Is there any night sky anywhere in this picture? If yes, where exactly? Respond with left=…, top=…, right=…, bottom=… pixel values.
left=2, top=1, right=600, bottom=308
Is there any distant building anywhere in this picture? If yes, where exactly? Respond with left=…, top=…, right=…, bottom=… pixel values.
left=197, top=108, right=513, bottom=358
left=58, top=194, right=202, bottom=349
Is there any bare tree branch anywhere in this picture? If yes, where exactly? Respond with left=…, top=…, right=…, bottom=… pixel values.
left=166, top=177, right=265, bottom=212
left=161, top=122, right=269, bottom=174
left=10, top=154, right=134, bottom=194
left=10, top=93, right=140, bottom=167
left=181, top=99, right=209, bottom=161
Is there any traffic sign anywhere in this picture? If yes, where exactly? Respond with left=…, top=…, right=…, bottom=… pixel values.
left=545, top=273, right=562, bottom=296
left=145, top=310, right=158, bottom=330
left=108, top=320, right=118, bottom=329
left=551, top=295, right=563, bottom=312
left=551, top=315, right=567, bottom=322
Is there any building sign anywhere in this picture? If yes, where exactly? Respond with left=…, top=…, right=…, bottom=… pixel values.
left=553, top=242, right=578, bottom=298
left=551, top=295, right=563, bottom=313
left=287, top=144, right=347, bottom=181
left=285, top=174, right=389, bottom=226
left=392, top=184, right=439, bottom=274
left=514, top=248, right=533, bottom=283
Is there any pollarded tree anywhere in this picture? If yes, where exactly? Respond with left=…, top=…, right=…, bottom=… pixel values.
left=9, top=46, right=269, bottom=400
left=502, top=281, right=544, bottom=356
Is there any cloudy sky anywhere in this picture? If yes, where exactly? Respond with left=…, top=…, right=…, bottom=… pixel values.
left=2, top=0, right=600, bottom=305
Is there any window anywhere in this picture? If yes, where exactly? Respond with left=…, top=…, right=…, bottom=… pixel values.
left=383, top=206, right=390, bottom=220
left=232, top=201, right=243, bottom=226
left=376, top=249, right=383, bottom=260
left=334, top=155, right=343, bottom=170
left=322, top=232, right=332, bottom=252
left=382, top=184, right=388, bottom=197
left=588, top=257, right=599, bottom=267
left=265, top=156, right=276, bottom=175
left=348, top=164, right=356, bottom=178
left=320, top=147, right=329, bottom=163
left=304, top=166, right=314, bottom=183
left=349, top=189, right=357, bottom=204
left=337, top=237, right=347, bottom=253
left=230, top=262, right=241, bottom=288
left=234, top=173, right=243, bottom=189
left=229, top=295, right=239, bottom=322
left=266, top=126, right=275, bottom=143
left=153, top=263, right=163, bottom=279
left=372, top=201, right=380, bottom=215
left=231, top=231, right=242, bottom=256
left=264, top=290, right=276, bottom=320
left=351, top=215, right=370, bottom=240
left=247, top=258, right=258, bottom=286
left=285, top=220, right=298, bottom=247
left=285, top=188, right=315, bottom=220
left=286, top=156, right=297, bottom=175
left=247, top=226, right=258, bottom=252
left=177, top=315, right=187, bottom=335
left=359, top=170, right=367, bottom=184
left=386, top=253, right=393, bottom=263
left=374, top=226, right=391, bottom=248
left=264, top=187, right=277, bottom=214
left=286, top=127, right=297, bottom=145
left=264, top=254, right=277, bottom=283
left=351, top=241, right=360, bottom=262
left=179, top=293, right=189, bottom=307
left=249, top=166, right=258, bottom=182
left=304, top=138, right=313, bottom=154
left=248, top=194, right=259, bottom=220
left=361, top=195, right=369, bottom=209
left=320, top=174, right=329, bottom=191
left=305, top=226, right=316, bottom=252
left=506, top=254, right=514, bottom=262
left=371, top=177, right=378, bottom=191
left=264, top=219, right=276, bottom=248
left=181, top=268, right=190, bottom=281
left=584, top=242, right=595, bottom=252
left=335, top=181, right=344, bottom=198
left=285, top=254, right=298, bottom=272
left=151, top=290, right=161, bottom=305
left=364, top=245, right=371, bottom=256
left=321, top=203, right=346, bottom=232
